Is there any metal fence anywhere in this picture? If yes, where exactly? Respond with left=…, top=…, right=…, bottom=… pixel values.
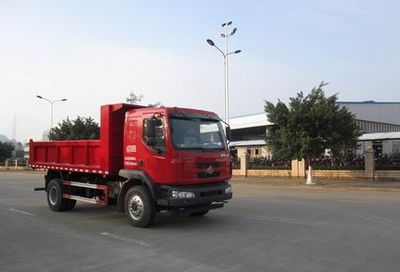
left=232, top=157, right=241, bottom=169
left=375, top=154, right=400, bottom=170
left=248, top=156, right=291, bottom=170
left=313, top=154, right=364, bottom=170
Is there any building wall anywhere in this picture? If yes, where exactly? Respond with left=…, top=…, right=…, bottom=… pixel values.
left=338, top=102, right=400, bottom=126
left=246, top=146, right=270, bottom=158
left=355, top=119, right=400, bottom=133
left=392, top=140, right=400, bottom=153
left=357, top=139, right=400, bottom=156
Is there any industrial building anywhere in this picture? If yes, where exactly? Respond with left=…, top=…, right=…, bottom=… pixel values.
left=230, top=101, right=400, bottom=158
left=338, top=101, right=400, bottom=133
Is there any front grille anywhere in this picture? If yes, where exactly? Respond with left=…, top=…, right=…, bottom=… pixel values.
left=197, top=162, right=221, bottom=169
left=197, top=171, right=220, bottom=178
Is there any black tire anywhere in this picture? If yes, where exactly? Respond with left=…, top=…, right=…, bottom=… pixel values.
left=47, top=179, right=76, bottom=212
left=124, top=186, right=156, bottom=228
left=190, top=210, right=209, bottom=217
left=62, top=199, right=77, bottom=211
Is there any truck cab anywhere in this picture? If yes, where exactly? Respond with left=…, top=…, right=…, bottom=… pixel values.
left=119, top=107, right=232, bottom=226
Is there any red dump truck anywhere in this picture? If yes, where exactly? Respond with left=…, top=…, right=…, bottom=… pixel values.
left=29, top=103, right=232, bottom=227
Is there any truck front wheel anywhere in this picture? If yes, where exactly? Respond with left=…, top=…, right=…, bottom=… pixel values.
left=124, top=186, right=156, bottom=227
left=47, top=179, right=76, bottom=211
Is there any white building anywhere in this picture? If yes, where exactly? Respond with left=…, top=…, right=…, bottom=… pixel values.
left=357, top=132, right=400, bottom=157
left=229, top=101, right=400, bottom=158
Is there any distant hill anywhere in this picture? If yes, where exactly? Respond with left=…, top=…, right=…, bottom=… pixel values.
left=0, top=134, right=10, bottom=142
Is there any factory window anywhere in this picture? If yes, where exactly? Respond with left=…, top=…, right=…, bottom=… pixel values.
left=393, top=142, right=400, bottom=154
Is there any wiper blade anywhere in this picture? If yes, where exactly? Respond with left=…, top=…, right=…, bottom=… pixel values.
left=179, top=146, right=216, bottom=152
left=179, top=146, right=204, bottom=150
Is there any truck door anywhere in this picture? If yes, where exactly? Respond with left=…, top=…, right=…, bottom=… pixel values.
left=124, top=113, right=170, bottom=182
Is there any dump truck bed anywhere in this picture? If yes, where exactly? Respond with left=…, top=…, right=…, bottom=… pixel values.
left=29, top=140, right=108, bottom=174
left=29, top=103, right=146, bottom=175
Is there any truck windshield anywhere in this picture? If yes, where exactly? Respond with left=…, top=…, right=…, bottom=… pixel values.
left=169, top=117, right=227, bottom=151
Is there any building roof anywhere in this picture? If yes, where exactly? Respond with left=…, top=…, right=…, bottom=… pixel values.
left=229, top=132, right=400, bottom=148
left=229, top=101, right=400, bottom=131
left=338, top=100, right=400, bottom=105
left=229, top=113, right=271, bottom=129
left=337, top=101, right=400, bottom=125
left=358, top=132, right=400, bottom=141
left=229, top=139, right=267, bottom=147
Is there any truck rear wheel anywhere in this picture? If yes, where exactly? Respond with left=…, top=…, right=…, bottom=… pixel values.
left=124, top=186, right=156, bottom=228
left=47, top=179, right=76, bottom=211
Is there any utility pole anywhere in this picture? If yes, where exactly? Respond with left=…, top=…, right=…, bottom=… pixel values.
left=207, top=21, right=241, bottom=124
left=36, top=95, right=68, bottom=130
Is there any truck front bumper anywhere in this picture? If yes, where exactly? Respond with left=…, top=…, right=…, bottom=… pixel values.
left=156, top=182, right=232, bottom=212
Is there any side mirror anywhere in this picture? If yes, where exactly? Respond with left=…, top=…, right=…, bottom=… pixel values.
left=225, top=126, right=231, bottom=141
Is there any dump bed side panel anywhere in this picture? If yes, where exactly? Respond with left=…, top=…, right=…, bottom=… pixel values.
left=29, top=140, right=105, bottom=174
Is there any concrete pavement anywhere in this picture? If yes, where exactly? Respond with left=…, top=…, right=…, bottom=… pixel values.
left=1, top=172, right=400, bottom=271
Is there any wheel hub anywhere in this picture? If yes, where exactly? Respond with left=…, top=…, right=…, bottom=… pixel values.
left=128, top=195, right=144, bottom=220
left=49, top=186, right=58, bottom=205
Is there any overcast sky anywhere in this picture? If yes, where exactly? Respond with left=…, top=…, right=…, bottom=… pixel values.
left=1, top=0, right=399, bottom=141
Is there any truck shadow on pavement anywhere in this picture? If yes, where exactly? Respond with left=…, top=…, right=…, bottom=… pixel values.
left=52, top=203, right=229, bottom=229
left=152, top=213, right=228, bottom=229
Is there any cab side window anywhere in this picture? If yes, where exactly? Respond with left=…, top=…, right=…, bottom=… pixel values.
left=143, top=118, right=166, bottom=154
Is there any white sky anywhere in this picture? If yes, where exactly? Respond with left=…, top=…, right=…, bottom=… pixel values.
left=1, top=1, right=399, bottom=141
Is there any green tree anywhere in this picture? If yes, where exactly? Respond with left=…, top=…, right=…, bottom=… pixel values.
left=265, top=82, right=361, bottom=184
left=0, top=142, right=14, bottom=162
left=48, top=116, right=100, bottom=140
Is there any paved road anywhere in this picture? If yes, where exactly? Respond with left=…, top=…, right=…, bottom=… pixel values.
left=1, top=172, right=400, bottom=272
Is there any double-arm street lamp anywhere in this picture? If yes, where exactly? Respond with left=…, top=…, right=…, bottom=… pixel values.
left=207, top=21, right=241, bottom=124
left=36, top=95, right=67, bottom=130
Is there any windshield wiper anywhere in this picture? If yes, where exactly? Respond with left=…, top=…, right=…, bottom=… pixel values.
left=180, top=146, right=204, bottom=150
left=179, top=146, right=220, bottom=152
left=203, top=147, right=224, bottom=150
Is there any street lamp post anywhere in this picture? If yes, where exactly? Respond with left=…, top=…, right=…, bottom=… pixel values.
left=207, top=21, right=241, bottom=124
left=36, top=95, right=67, bottom=130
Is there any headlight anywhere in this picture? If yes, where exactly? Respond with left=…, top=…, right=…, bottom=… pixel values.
left=171, top=191, right=196, bottom=199
left=225, top=186, right=232, bottom=194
